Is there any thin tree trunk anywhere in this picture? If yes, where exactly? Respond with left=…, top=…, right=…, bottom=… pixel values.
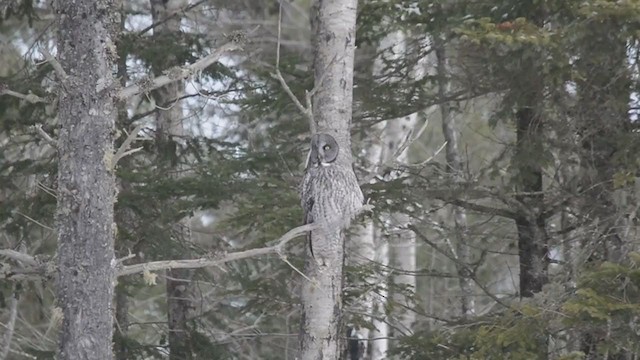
left=370, top=223, right=389, bottom=360
left=514, top=106, right=547, bottom=297
left=357, top=123, right=388, bottom=360
left=55, top=0, right=117, bottom=358
left=348, top=129, right=383, bottom=359
left=298, top=0, right=359, bottom=358
left=148, top=1, right=193, bottom=358
left=384, top=116, right=418, bottom=334
left=434, top=36, right=475, bottom=317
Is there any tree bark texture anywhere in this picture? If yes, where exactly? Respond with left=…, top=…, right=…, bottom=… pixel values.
left=298, top=0, right=358, bottom=359
left=149, top=0, right=193, bottom=358
left=55, top=0, right=118, bottom=358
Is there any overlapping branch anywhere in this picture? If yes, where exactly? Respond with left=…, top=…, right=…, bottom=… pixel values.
left=0, top=223, right=316, bottom=281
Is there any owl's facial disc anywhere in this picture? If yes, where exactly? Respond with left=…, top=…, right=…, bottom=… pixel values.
left=307, top=133, right=338, bottom=167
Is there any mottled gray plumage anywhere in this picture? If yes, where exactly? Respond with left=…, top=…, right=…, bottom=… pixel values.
left=301, top=133, right=364, bottom=258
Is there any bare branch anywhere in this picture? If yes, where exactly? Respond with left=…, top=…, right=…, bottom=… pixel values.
left=273, top=3, right=313, bottom=127
left=14, top=211, right=54, bottom=231
left=0, top=223, right=317, bottom=282
left=421, top=189, right=519, bottom=220
left=34, top=125, right=57, bottom=147
left=0, top=88, right=47, bottom=104
left=39, top=46, right=68, bottom=81
left=408, top=224, right=514, bottom=310
left=111, top=124, right=147, bottom=168
left=136, top=0, right=208, bottom=36
left=118, top=41, right=242, bottom=100
left=118, top=223, right=316, bottom=277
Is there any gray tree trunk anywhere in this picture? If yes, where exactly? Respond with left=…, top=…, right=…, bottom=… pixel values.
left=350, top=125, right=383, bottom=360
left=148, top=0, right=192, bottom=358
left=298, top=0, right=358, bottom=359
left=55, top=0, right=117, bottom=358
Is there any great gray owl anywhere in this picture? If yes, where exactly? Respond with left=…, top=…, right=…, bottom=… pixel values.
left=301, top=133, right=364, bottom=258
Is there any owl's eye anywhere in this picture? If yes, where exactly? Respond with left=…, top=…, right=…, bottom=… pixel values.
left=323, top=145, right=331, bottom=151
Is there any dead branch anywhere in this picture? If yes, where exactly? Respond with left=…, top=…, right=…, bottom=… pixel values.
left=0, top=223, right=317, bottom=281
left=118, top=41, right=242, bottom=100
left=39, top=46, right=68, bottom=82
left=34, top=125, right=57, bottom=147
left=117, top=223, right=316, bottom=277
left=273, top=3, right=314, bottom=128
left=0, top=88, right=47, bottom=104
left=111, top=124, right=147, bottom=168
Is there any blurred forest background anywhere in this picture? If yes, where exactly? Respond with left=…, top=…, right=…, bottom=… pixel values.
left=2, top=0, right=640, bottom=359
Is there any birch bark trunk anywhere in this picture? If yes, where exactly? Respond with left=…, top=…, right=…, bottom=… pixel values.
left=350, top=127, right=383, bottom=360
left=369, top=29, right=417, bottom=358
left=298, top=0, right=358, bottom=358
left=55, top=0, right=117, bottom=358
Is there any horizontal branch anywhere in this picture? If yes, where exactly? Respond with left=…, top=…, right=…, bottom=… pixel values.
left=0, top=88, right=47, bottom=104
left=117, top=223, right=315, bottom=277
left=1, top=223, right=315, bottom=281
left=422, top=188, right=519, bottom=220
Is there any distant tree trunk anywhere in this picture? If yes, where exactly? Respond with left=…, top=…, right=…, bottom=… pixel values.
left=55, top=0, right=117, bottom=358
left=149, top=0, right=192, bottom=359
left=370, top=220, right=389, bottom=360
left=298, top=0, right=358, bottom=358
left=434, top=35, right=475, bottom=317
left=349, top=130, right=383, bottom=359
left=384, top=115, right=418, bottom=334
left=514, top=106, right=548, bottom=297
